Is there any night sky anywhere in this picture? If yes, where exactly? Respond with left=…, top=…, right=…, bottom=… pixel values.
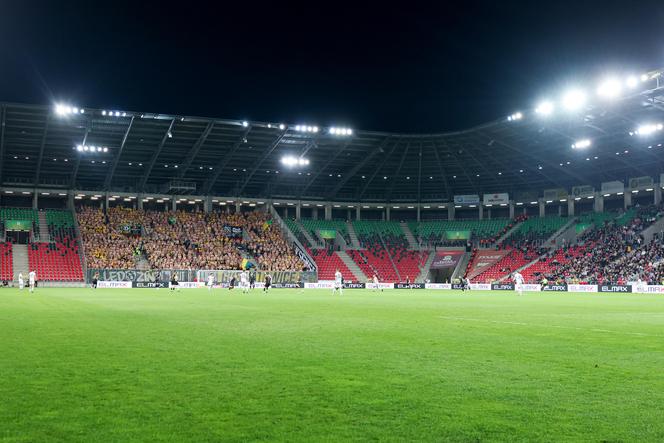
left=0, top=1, right=662, bottom=132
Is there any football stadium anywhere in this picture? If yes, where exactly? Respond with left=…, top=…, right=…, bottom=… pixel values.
left=3, top=3, right=664, bottom=442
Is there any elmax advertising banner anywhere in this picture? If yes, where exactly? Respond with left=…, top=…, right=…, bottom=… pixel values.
left=395, top=283, right=425, bottom=289
left=491, top=283, right=515, bottom=291
left=431, top=251, right=464, bottom=269
left=542, top=284, right=568, bottom=292
left=598, top=285, right=632, bottom=293
left=97, top=281, right=132, bottom=289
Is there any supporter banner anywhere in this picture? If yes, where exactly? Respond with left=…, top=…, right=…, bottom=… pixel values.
left=542, top=284, right=568, bottom=292
left=5, top=219, right=32, bottom=231
left=319, top=229, right=337, bottom=239
left=521, top=284, right=542, bottom=292
left=294, top=243, right=316, bottom=271
left=425, top=283, right=452, bottom=290
left=543, top=188, right=568, bottom=201
left=454, top=194, right=480, bottom=204
left=444, top=231, right=471, bottom=241
left=598, top=284, right=632, bottom=293
left=571, top=185, right=594, bottom=198
left=344, top=282, right=366, bottom=289
left=223, top=225, right=243, bottom=238
left=467, top=250, right=510, bottom=280
left=97, top=281, right=132, bottom=289
left=470, top=283, right=492, bottom=290
left=483, top=193, right=509, bottom=205
left=133, top=281, right=169, bottom=289
left=395, top=283, right=425, bottom=289
left=628, top=176, right=653, bottom=190
left=601, top=180, right=624, bottom=194
left=92, top=269, right=197, bottom=283
left=431, top=251, right=464, bottom=269
left=491, top=283, right=515, bottom=291
left=568, top=284, right=598, bottom=292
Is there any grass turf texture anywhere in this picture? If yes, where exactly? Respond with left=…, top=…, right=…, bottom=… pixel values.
left=2, top=289, right=664, bottom=442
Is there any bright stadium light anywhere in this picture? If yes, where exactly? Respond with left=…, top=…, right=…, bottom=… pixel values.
left=535, top=101, right=554, bottom=116
left=597, top=78, right=622, bottom=99
left=634, top=123, right=663, bottom=136
left=279, top=124, right=285, bottom=130
left=626, top=75, right=639, bottom=89
left=571, top=139, right=591, bottom=149
left=562, top=89, right=586, bottom=111
left=507, top=112, right=523, bottom=122
left=242, top=121, right=248, bottom=127
left=641, top=73, right=649, bottom=82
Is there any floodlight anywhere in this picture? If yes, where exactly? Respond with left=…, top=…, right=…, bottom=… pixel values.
left=55, top=104, right=67, bottom=115
left=242, top=121, right=248, bottom=127
left=114, top=111, right=120, bottom=117
left=635, top=123, right=663, bottom=136
left=83, top=146, right=89, bottom=151
left=312, top=126, right=318, bottom=133
left=72, top=107, right=79, bottom=114
left=597, top=78, right=622, bottom=99
left=562, top=89, right=586, bottom=111
left=641, top=74, right=649, bottom=82
left=571, top=139, right=591, bottom=149
left=103, top=147, right=108, bottom=152
left=626, top=75, right=639, bottom=89
left=279, top=124, right=285, bottom=130
left=76, top=145, right=83, bottom=152
left=102, top=110, right=107, bottom=115
left=535, top=101, right=554, bottom=116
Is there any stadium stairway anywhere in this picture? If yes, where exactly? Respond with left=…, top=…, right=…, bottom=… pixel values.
left=542, top=217, right=577, bottom=249
left=495, top=219, right=524, bottom=245
left=38, top=212, right=50, bottom=242
left=642, top=216, right=664, bottom=243
left=451, top=251, right=472, bottom=281
left=12, top=244, right=29, bottom=281
left=295, top=220, right=322, bottom=249
left=336, top=251, right=368, bottom=281
left=416, top=251, right=435, bottom=282
left=400, top=222, right=420, bottom=250
left=346, top=222, right=361, bottom=249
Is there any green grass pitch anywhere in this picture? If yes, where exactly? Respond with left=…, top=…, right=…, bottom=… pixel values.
left=2, top=288, right=664, bottom=442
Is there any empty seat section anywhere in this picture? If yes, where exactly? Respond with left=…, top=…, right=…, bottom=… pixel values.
left=0, top=243, right=12, bottom=281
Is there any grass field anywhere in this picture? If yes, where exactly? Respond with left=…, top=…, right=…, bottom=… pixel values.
left=2, top=288, right=664, bottom=442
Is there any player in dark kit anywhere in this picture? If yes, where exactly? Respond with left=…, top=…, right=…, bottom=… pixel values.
left=91, top=272, right=100, bottom=289
left=264, top=274, right=272, bottom=293
left=249, top=271, right=256, bottom=290
left=229, top=277, right=236, bottom=291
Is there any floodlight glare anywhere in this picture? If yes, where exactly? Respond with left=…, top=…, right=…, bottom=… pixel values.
left=562, top=89, right=586, bottom=111
left=103, top=147, right=108, bottom=152
left=76, top=145, right=83, bottom=152
left=571, top=139, right=591, bottom=149
left=242, top=121, right=248, bottom=127
left=279, top=124, right=285, bottom=130
left=535, top=101, right=554, bottom=116
left=597, top=78, right=622, bottom=99
left=626, top=75, right=639, bottom=89
left=641, top=73, right=649, bottom=82
left=635, top=123, right=663, bottom=136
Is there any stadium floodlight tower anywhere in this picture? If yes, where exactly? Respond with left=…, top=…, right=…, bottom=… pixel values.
left=562, top=89, right=587, bottom=111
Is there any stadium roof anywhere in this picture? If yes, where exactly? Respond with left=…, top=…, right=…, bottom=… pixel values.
left=2, top=77, right=664, bottom=202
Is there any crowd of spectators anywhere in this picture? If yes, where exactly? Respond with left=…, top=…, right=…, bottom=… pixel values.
left=77, top=206, right=307, bottom=271
left=545, top=204, right=664, bottom=284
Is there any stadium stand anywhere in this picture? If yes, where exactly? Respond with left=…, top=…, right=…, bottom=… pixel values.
left=410, top=219, right=513, bottom=247
left=0, top=242, right=12, bottom=281
left=299, top=219, right=350, bottom=244
left=77, top=207, right=307, bottom=271
left=502, top=216, right=569, bottom=247
left=308, top=249, right=354, bottom=281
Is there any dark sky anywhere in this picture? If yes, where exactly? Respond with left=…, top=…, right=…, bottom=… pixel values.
left=0, top=0, right=662, bottom=133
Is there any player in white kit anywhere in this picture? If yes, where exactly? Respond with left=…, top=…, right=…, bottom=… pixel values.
left=513, top=271, right=524, bottom=296
left=207, top=274, right=215, bottom=292
left=240, top=271, right=249, bottom=293
left=333, top=270, right=343, bottom=295
left=18, top=272, right=24, bottom=290
left=28, top=270, right=36, bottom=293
left=371, top=274, right=382, bottom=292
